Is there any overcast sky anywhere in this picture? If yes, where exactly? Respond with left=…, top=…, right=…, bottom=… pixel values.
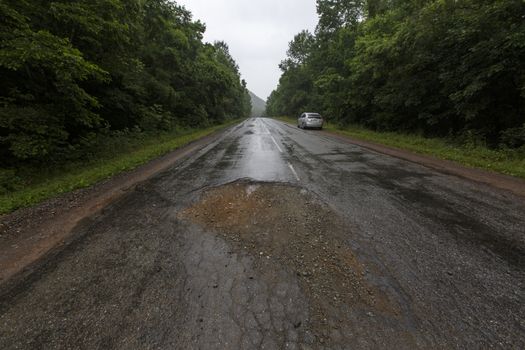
left=177, top=0, right=319, bottom=100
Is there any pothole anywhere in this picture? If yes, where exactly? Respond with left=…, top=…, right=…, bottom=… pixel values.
left=179, top=180, right=399, bottom=344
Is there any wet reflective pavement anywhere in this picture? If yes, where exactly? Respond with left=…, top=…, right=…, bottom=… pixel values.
left=209, top=118, right=300, bottom=183
left=1, top=118, right=524, bottom=349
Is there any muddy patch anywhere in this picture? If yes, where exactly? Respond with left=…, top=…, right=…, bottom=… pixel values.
left=179, top=180, right=402, bottom=346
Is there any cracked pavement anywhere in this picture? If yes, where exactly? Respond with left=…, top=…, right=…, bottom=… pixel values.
left=0, top=118, right=524, bottom=349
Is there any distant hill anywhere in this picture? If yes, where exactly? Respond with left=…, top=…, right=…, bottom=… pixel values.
left=249, top=91, right=266, bottom=117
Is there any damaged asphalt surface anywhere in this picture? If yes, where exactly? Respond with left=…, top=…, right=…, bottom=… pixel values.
left=1, top=118, right=524, bottom=349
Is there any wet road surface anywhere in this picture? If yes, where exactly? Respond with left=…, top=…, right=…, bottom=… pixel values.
left=1, top=118, right=524, bottom=349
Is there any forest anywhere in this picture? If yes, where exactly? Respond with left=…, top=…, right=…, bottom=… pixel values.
left=0, top=0, right=251, bottom=167
left=266, top=0, right=525, bottom=149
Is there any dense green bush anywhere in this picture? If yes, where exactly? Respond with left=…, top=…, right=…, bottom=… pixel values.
left=267, top=0, right=525, bottom=149
left=0, top=0, right=250, bottom=166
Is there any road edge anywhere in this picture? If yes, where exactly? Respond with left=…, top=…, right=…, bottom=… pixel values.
left=275, top=118, right=525, bottom=198
left=0, top=121, right=242, bottom=293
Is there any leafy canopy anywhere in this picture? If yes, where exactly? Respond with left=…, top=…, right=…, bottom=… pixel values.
left=267, top=0, right=525, bottom=148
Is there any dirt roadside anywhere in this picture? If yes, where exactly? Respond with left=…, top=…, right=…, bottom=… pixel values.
left=0, top=125, right=236, bottom=290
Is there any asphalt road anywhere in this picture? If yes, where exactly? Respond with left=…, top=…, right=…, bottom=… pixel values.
left=1, top=118, right=524, bottom=349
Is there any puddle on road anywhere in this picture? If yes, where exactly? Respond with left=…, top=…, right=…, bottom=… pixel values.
left=179, top=180, right=401, bottom=346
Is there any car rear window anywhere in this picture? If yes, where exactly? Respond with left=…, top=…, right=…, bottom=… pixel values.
left=307, top=114, right=322, bottom=119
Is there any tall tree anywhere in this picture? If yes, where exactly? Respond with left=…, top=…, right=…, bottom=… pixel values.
left=268, top=0, right=525, bottom=147
left=0, top=0, right=251, bottom=165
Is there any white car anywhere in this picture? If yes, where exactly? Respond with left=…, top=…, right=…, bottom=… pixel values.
left=298, top=113, right=324, bottom=130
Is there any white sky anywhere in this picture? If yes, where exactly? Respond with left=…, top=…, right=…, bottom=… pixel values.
left=176, top=0, right=319, bottom=100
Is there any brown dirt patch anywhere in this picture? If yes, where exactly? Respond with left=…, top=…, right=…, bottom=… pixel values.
left=179, top=181, right=401, bottom=344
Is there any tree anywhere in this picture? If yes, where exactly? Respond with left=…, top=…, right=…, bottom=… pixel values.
left=0, top=0, right=251, bottom=165
left=268, top=0, right=525, bottom=147
left=0, top=0, right=107, bottom=160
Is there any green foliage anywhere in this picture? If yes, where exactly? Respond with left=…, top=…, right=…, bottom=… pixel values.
left=0, top=0, right=250, bottom=166
left=267, top=0, right=525, bottom=149
left=0, top=1, right=107, bottom=159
